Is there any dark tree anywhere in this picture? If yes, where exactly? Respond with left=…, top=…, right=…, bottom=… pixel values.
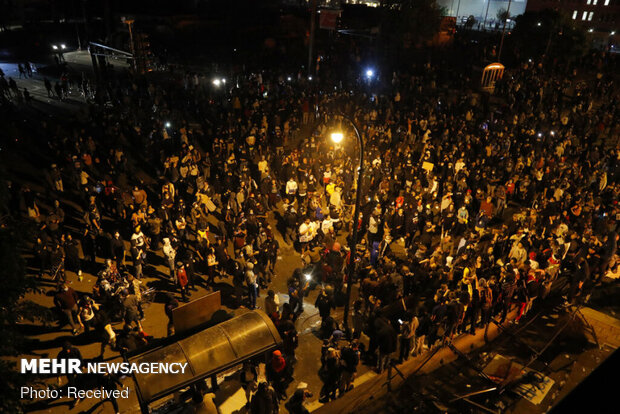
left=510, top=10, right=588, bottom=63
left=380, top=0, right=444, bottom=53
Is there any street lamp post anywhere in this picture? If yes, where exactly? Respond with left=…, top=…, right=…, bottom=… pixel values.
left=329, top=114, right=364, bottom=334
left=122, top=17, right=137, bottom=71
left=497, top=0, right=512, bottom=63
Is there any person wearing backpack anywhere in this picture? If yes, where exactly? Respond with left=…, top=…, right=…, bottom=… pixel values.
left=339, top=341, right=360, bottom=394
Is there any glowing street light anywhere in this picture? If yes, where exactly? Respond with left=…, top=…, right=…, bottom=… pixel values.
left=52, top=45, right=58, bottom=50
left=330, top=132, right=344, bottom=143
left=365, top=69, right=374, bottom=78
left=315, top=114, right=364, bottom=333
left=165, top=122, right=171, bottom=128
left=212, top=79, right=221, bottom=87
left=287, top=76, right=292, bottom=81
left=61, top=44, right=66, bottom=49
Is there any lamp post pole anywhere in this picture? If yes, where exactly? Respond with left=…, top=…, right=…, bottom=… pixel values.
left=308, top=0, right=318, bottom=76
left=339, top=114, right=364, bottom=334
left=497, top=0, right=512, bottom=63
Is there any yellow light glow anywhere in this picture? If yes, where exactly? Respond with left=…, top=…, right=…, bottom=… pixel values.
left=331, top=132, right=344, bottom=143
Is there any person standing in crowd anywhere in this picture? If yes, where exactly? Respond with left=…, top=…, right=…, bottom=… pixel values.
left=54, top=283, right=80, bottom=335
left=110, top=231, right=126, bottom=268
left=246, top=262, right=258, bottom=310
left=267, top=350, right=289, bottom=401
left=315, top=288, right=334, bottom=325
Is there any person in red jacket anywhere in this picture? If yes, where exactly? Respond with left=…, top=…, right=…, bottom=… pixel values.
left=177, top=262, right=189, bottom=302
left=54, top=283, right=80, bottom=335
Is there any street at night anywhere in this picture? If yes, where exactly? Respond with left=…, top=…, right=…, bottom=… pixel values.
left=0, top=1, right=618, bottom=414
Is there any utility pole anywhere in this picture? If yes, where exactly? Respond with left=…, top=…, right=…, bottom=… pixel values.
left=483, top=0, right=491, bottom=30
left=308, top=0, right=317, bottom=76
left=497, top=0, right=512, bottom=63
left=122, top=17, right=137, bottom=71
left=75, top=21, right=81, bottom=50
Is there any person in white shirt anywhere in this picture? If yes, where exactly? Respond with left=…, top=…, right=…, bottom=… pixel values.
left=299, top=218, right=315, bottom=250
left=258, top=155, right=268, bottom=178
left=509, top=242, right=527, bottom=264
left=329, top=186, right=342, bottom=210
left=321, top=216, right=334, bottom=234
left=454, top=158, right=465, bottom=175
left=131, top=227, right=147, bottom=249
left=286, top=177, right=298, bottom=203
left=162, top=237, right=176, bottom=279
left=368, top=212, right=381, bottom=243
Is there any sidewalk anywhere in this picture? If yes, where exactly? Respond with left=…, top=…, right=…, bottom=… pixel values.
left=313, top=313, right=514, bottom=414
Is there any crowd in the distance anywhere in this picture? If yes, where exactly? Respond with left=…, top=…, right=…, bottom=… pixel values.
left=1, top=44, right=618, bottom=413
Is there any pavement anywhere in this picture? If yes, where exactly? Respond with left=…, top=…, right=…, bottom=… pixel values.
left=1, top=50, right=130, bottom=115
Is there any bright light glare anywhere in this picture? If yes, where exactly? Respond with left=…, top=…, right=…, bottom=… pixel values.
left=366, top=69, right=374, bottom=78
left=304, top=273, right=312, bottom=281
left=537, top=22, right=542, bottom=27
left=331, top=132, right=344, bottom=143
left=165, top=122, right=171, bottom=128
left=52, top=45, right=58, bottom=50
left=308, top=76, right=313, bottom=81
left=213, top=79, right=221, bottom=86
left=287, top=76, right=292, bottom=81
left=612, top=31, right=616, bottom=35
left=61, top=44, right=66, bottom=49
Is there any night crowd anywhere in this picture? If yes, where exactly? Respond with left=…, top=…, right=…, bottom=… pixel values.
left=1, top=49, right=618, bottom=414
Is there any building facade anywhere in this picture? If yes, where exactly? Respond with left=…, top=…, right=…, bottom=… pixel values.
left=438, top=0, right=529, bottom=25
left=526, top=0, right=618, bottom=35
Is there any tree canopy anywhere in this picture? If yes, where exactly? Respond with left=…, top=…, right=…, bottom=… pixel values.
left=510, top=10, right=588, bottom=63
left=380, top=0, right=444, bottom=51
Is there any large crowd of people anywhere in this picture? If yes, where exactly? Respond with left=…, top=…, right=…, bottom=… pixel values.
left=1, top=42, right=618, bottom=413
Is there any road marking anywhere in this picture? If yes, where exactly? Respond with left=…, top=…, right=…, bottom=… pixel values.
left=307, top=399, right=323, bottom=412
left=218, top=387, right=247, bottom=413
left=352, top=370, right=378, bottom=387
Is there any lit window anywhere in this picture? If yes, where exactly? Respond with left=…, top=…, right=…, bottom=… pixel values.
left=587, top=0, right=591, bottom=5
left=583, top=11, right=588, bottom=20
left=593, top=0, right=598, bottom=5
left=572, top=10, right=578, bottom=19
left=604, top=0, right=610, bottom=5
left=588, top=12, right=594, bottom=21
